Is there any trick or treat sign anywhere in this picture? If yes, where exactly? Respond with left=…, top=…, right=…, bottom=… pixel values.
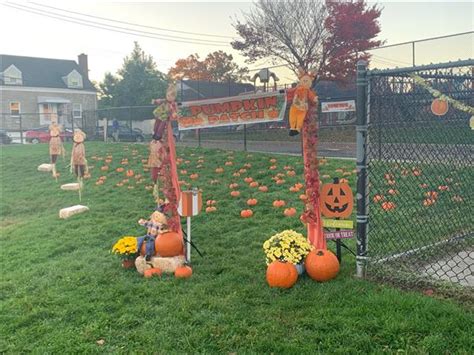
left=177, top=91, right=287, bottom=130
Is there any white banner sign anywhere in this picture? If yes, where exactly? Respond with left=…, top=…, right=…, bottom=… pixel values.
left=321, top=100, right=356, bottom=113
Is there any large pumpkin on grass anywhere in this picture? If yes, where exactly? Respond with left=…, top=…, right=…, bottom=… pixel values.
left=266, top=261, right=298, bottom=289
left=305, top=249, right=340, bottom=282
left=155, top=232, right=183, bottom=257
left=175, top=265, right=193, bottom=279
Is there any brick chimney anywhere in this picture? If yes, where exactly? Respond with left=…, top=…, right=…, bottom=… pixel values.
left=78, top=53, right=89, bottom=79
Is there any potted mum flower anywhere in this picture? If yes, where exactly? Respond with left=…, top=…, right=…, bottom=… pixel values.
left=112, top=236, right=139, bottom=269
left=263, top=230, right=313, bottom=274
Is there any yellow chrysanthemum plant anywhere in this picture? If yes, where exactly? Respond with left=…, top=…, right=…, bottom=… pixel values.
left=263, top=230, right=313, bottom=266
left=112, top=236, right=139, bottom=260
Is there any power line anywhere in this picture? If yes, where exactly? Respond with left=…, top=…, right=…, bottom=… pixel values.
left=31, top=2, right=237, bottom=40
left=3, top=3, right=231, bottom=47
left=6, top=3, right=229, bottom=45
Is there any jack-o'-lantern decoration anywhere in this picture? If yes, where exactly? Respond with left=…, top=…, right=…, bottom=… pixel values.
left=431, top=98, right=448, bottom=116
left=320, top=178, right=353, bottom=218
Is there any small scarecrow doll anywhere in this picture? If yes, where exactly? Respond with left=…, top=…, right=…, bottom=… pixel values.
left=49, top=122, right=65, bottom=180
left=70, top=129, right=88, bottom=200
left=137, top=203, right=170, bottom=260
left=288, top=68, right=318, bottom=136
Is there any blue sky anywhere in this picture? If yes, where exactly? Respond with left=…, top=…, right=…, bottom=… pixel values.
left=1, top=1, right=473, bottom=84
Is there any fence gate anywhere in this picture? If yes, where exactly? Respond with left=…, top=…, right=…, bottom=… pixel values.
left=356, top=60, right=474, bottom=291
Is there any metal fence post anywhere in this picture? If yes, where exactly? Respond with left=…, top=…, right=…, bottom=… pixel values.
left=19, top=114, right=23, bottom=144
left=243, top=124, right=247, bottom=151
left=356, top=60, right=369, bottom=278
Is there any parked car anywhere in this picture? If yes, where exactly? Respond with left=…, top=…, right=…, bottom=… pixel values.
left=95, top=124, right=180, bottom=142
left=25, top=126, right=74, bottom=144
left=96, top=125, right=145, bottom=142
left=0, top=129, right=12, bottom=144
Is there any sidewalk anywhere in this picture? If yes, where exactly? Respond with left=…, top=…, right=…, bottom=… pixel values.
left=178, top=139, right=356, bottom=159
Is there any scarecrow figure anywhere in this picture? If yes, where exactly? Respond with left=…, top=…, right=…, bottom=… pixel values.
left=149, top=84, right=179, bottom=205
left=288, top=68, right=318, bottom=136
left=70, top=129, right=88, bottom=200
left=49, top=121, right=65, bottom=180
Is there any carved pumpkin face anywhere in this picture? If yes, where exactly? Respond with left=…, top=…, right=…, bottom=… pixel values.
left=320, top=182, right=353, bottom=218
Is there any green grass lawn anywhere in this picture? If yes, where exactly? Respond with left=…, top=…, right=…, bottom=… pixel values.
left=1, top=142, right=473, bottom=353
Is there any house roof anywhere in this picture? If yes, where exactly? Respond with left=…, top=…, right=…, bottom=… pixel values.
left=179, top=80, right=255, bottom=101
left=0, top=54, right=96, bottom=91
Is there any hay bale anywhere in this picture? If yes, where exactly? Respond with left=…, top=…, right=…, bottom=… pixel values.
left=38, top=163, right=53, bottom=172
left=135, top=255, right=185, bottom=275
left=61, top=183, right=80, bottom=191
left=59, top=205, right=89, bottom=219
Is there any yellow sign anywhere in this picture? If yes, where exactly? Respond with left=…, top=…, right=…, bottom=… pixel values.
left=322, top=218, right=354, bottom=229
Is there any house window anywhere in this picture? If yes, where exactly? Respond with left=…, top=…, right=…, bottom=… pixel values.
left=10, top=102, right=20, bottom=116
left=73, top=103, right=82, bottom=119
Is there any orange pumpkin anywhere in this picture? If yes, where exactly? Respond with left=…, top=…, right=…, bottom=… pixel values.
left=269, top=158, right=277, bottom=163
left=240, top=209, right=253, bottom=218
left=269, top=165, right=277, bottom=170
left=215, top=167, right=224, bottom=173
left=258, top=186, right=268, bottom=192
left=101, top=166, right=109, bottom=171
left=247, top=198, right=258, bottom=206
left=373, top=194, right=384, bottom=203
left=225, top=161, right=233, bottom=166
left=266, top=261, right=298, bottom=288
left=244, top=177, right=253, bottom=183
left=244, top=163, right=252, bottom=168
left=175, top=265, right=193, bottom=279
left=230, top=190, right=241, bottom=197
left=299, top=194, right=308, bottom=201
left=126, top=169, right=134, bottom=177
left=305, top=249, right=340, bottom=282
left=381, top=201, right=396, bottom=211
left=190, top=173, right=199, bottom=180
left=239, top=168, right=247, bottom=174
left=287, top=170, right=296, bottom=177
left=276, top=179, right=285, bottom=185
left=116, top=167, right=124, bottom=173
left=233, top=172, right=241, bottom=177
left=431, top=98, right=448, bottom=116
left=273, top=200, right=286, bottom=208
left=283, top=207, right=297, bottom=217
left=206, top=206, right=217, bottom=213
left=249, top=181, right=259, bottom=188
left=144, top=267, right=162, bottom=278
left=320, top=180, right=354, bottom=219
left=229, top=183, right=239, bottom=189
left=155, top=232, right=183, bottom=257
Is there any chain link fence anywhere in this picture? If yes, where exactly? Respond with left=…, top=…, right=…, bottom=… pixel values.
left=356, top=60, right=474, bottom=297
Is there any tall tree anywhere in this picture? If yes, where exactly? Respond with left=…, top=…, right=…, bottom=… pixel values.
left=168, top=54, right=209, bottom=81
left=98, top=42, right=167, bottom=108
left=231, top=0, right=382, bottom=82
left=168, top=51, right=249, bottom=82
left=98, top=72, right=118, bottom=109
